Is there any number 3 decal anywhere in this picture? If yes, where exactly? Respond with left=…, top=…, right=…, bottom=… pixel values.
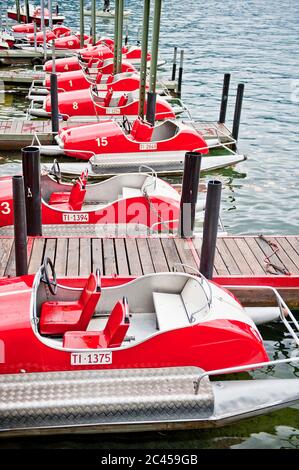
left=0, top=202, right=11, bottom=215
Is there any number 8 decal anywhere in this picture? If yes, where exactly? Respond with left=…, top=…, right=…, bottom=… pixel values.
left=73, top=101, right=78, bottom=110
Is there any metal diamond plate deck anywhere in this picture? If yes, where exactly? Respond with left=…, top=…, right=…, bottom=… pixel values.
left=0, top=367, right=214, bottom=431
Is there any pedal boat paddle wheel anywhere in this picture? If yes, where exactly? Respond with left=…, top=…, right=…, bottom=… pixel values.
left=0, top=259, right=298, bottom=435
left=0, top=167, right=182, bottom=232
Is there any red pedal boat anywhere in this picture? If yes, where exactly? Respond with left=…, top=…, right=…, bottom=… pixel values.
left=54, top=117, right=210, bottom=160
left=12, top=22, right=40, bottom=34
left=0, top=169, right=180, bottom=231
left=44, top=70, right=144, bottom=93
left=0, top=258, right=269, bottom=375
left=43, top=54, right=137, bottom=73
left=7, top=4, right=65, bottom=25
left=31, top=87, right=176, bottom=120
left=25, top=25, right=72, bottom=44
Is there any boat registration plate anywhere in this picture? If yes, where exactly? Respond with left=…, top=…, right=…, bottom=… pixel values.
left=139, top=143, right=157, bottom=150
left=71, top=352, right=112, bottom=366
left=106, top=107, right=121, bottom=114
left=62, top=213, right=89, bottom=223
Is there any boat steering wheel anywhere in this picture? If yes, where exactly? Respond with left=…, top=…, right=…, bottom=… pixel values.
left=122, top=115, right=131, bottom=134
left=49, top=159, right=61, bottom=183
left=41, top=257, right=57, bottom=295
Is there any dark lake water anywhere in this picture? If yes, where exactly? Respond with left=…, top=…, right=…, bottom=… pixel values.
left=0, top=0, right=298, bottom=450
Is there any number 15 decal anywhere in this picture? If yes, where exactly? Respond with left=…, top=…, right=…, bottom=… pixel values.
left=96, top=137, right=108, bottom=147
left=0, top=202, right=10, bottom=215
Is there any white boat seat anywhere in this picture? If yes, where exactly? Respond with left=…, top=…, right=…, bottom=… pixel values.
left=121, top=187, right=143, bottom=198
left=153, top=279, right=210, bottom=331
left=153, top=292, right=189, bottom=331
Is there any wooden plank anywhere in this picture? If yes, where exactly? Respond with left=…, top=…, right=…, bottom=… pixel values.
left=136, top=238, right=154, bottom=274
left=213, top=246, right=230, bottom=276
left=161, top=238, right=181, bottom=271
left=79, top=238, right=91, bottom=276
left=234, top=237, right=266, bottom=275
left=283, top=237, right=299, bottom=270
left=114, top=239, right=129, bottom=276
left=4, top=241, right=15, bottom=277
left=0, top=238, right=13, bottom=276
left=273, top=237, right=299, bottom=274
left=102, top=239, right=117, bottom=275
left=91, top=239, right=103, bottom=274
left=28, top=238, right=45, bottom=274
left=43, top=238, right=56, bottom=265
left=243, top=237, right=268, bottom=273
left=66, top=238, right=79, bottom=276
left=255, top=236, right=288, bottom=274
left=147, top=238, right=168, bottom=272
left=216, top=238, right=241, bottom=275
left=223, top=238, right=253, bottom=275
left=174, top=238, right=199, bottom=272
left=125, top=238, right=142, bottom=276
left=54, top=238, right=68, bottom=277
left=194, top=238, right=227, bottom=276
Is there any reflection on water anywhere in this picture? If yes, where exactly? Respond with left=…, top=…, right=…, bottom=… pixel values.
left=0, top=0, right=298, bottom=450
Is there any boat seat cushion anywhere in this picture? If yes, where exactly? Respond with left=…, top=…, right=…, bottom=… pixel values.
left=153, top=292, right=189, bottom=331
left=121, top=187, right=142, bottom=199
left=49, top=180, right=86, bottom=211
left=63, top=297, right=130, bottom=348
left=48, top=192, right=70, bottom=205
left=40, top=273, right=101, bottom=335
left=63, top=331, right=103, bottom=349
left=130, top=117, right=153, bottom=142
left=153, top=279, right=209, bottom=331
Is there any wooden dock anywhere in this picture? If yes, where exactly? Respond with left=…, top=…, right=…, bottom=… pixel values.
left=1, top=234, right=299, bottom=307
left=0, top=69, right=44, bottom=85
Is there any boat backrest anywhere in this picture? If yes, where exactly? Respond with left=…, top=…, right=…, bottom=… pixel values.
left=95, top=72, right=103, bottom=83
left=181, top=278, right=210, bottom=321
left=104, top=88, right=113, bottom=107
left=150, top=120, right=179, bottom=142
left=118, top=93, right=129, bottom=107
left=102, top=297, right=130, bottom=347
left=78, top=273, right=101, bottom=331
left=68, top=179, right=86, bottom=210
left=131, top=117, right=153, bottom=142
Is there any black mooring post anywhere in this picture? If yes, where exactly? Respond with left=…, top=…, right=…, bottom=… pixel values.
left=15, top=0, right=21, bottom=23
left=232, top=83, right=244, bottom=143
left=125, top=24, right=129, bottom=46
left=199, top=180, right=222, bottom=279
left=177, top=49, right=184, bottom=99
left=218, top=73, right=231, bottom=124
left=146, top=91, right=157, bottom=126
left=50, top=73, right=59, bottom=138
left=12, top=176, right=28, bottom=276
left=179, top=152, right=202, bottom=238
left=55, top=3, right=59, bottom=14
left=25, top=0, right=30, bottom=23
left=21, top=146, right=42, bottom=237
left=171, top=46, right=177, bottom=81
